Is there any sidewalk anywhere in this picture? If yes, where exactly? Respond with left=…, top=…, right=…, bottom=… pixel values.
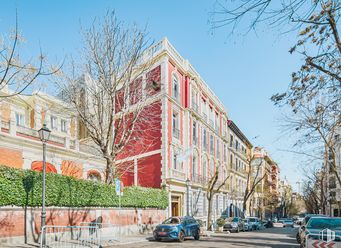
left=104, top=234, right=151, bottom=247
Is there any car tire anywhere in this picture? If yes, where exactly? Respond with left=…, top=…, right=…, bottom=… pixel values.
left=194, top=230, right=200, bottom=240
left=178, top=231, right=185, bottom=242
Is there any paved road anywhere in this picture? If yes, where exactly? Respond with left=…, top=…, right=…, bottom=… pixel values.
left=109, top=226, right=300, bottom=248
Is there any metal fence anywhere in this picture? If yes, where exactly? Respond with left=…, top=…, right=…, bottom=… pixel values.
left=80, top=222, right=120, bottom=245
left=40, top=225, right=101, bottom=248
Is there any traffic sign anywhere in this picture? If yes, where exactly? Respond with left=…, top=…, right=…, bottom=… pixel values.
left=115, top=178, right=121, bottom=196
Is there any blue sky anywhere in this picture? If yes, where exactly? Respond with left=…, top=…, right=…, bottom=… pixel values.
left=1, top=0, right=306, bottom=190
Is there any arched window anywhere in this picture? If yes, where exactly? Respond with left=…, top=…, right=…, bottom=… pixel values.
left=172, top=73, right=179, bottom=100
left=87, top=170, right=101, bottom=182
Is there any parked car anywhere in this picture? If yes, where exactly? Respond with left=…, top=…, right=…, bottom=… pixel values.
left=296, top=214, right=326, bottom=244
left=153, top=216, right=200, bottom=242
left=223, top=217, right=244, bottom=233
left=283, top=218, right=294, bottom=228
left=299, top=217, right=341, bottom=247
left=242, top=219, right=252, bottom=231
left=246, top=217, right=261, bottom=230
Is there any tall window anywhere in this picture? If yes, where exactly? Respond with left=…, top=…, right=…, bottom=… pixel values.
left=172, top=74, right=179, bottom=101
left=192, top=153, right=197, bottom=176
left=230, top=135, right=234, bottom=147
left=15, top=112, right=25, bottom=126
left=210, top=159, right=214, bottom=175
left=173, top=152, right=177, bottom=170
left=210, top=135, right=214, bottom=154
left=216, top=195, right=219, bottom=214
left=203, top=193, right=207, bottom=215
left=230, top=154, right=233, bottom=168
left=202, top=157, right=207, bottom=177
left=193, top=121, right=197, bottom=145
left=203, top=129, right=207, bottom=150
left=172, top=112, right=179, bottom=139
left=224, top=144, right=227, bottom=162
left=235, top=140, right=239, bottom=150
left=61, top=119, right=67, bottom=133
left=50, top=116, right=57, bottom=130
left=216, top=140, right=220, bottom=158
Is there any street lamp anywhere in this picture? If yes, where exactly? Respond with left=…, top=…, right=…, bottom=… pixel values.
left=186, top=178, right=191, bottom=216
left=38, top=124, right=51, bottom=246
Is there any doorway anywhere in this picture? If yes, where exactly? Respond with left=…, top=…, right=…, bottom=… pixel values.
left=171, top=195, right=181, bottom=216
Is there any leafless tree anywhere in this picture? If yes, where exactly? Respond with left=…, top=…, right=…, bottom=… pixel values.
left=205, top=164, right=230, bottom=231
left=0, top=12, right=59, bottom=97
left=242, top=150, right=267, bottom=215
left=281, top=96, right=341, bottom=186
left=59, top=12, right=161, bottom=184
left=302, top=169, right=327, bottom=214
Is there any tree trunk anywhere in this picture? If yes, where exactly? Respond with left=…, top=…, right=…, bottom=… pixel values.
left=207, top=195, right=213, bottom=231
left=105, top=157, right=114, bottom=184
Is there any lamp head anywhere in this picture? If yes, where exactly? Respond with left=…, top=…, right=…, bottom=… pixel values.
left=38, top=124, right=51, bottom=142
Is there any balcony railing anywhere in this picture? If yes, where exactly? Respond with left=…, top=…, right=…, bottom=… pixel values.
left=170, top=168, right=186, bottom=180
left=173, top=128, right=180, bottom=139
left=209, top=119, right=214, bottom=128
left=192, top=173, right=208, bottom=185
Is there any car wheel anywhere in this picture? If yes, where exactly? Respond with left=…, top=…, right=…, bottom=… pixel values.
left=178, top=231, right=185, bottom=242
left=194, top=230, right=200, bottom=240
left=236, top=227, right=239, bottom=233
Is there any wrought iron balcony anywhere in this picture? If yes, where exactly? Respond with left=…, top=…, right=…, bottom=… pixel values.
left=192, top=173, right=208, bottom=185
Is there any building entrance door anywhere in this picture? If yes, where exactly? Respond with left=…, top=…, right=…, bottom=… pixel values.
left=171, top=196, right=181, bottom=216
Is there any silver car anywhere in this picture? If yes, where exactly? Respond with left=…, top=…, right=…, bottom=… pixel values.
left=283, top=218, right=294, bottom=228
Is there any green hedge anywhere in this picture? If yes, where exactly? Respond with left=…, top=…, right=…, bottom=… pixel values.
left=0, top=165, right=168, bottom=209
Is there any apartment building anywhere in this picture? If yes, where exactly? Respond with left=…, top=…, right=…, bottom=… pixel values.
left=0, top=38, right=260, bottom=221
left=226, top=120, right=252, bottom=217
left=249, top=147, right=280, bottom=219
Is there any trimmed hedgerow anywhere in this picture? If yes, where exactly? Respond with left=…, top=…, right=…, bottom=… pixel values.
left=0, top=165, right=168, bottom=209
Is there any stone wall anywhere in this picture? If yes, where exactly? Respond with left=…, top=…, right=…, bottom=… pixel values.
left=0, top=206, right=167, bottom=245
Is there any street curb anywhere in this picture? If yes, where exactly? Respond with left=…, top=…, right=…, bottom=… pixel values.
left=104, top=238, right=149, bottom=247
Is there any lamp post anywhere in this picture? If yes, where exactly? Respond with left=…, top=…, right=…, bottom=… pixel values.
left=186, top=178, right=191, bottom=216
left=38, top=124, right=51, bottom=246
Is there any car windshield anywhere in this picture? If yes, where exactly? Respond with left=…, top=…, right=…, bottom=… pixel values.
left=162, top=217, right=181, bottom=224
left=307, top=218, right=341, bottom=230
left=248, top=218, right=257, bottom=222
left=232, top=217, right=239, bottom=222
left=284, top=220, right=292, bottom=223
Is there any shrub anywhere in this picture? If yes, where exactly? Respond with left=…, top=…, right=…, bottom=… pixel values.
left=0, top=165, right=168, bottom=209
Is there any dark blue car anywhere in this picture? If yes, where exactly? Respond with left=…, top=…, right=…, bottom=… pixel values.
left=153, top=216, right=200, bottom=242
